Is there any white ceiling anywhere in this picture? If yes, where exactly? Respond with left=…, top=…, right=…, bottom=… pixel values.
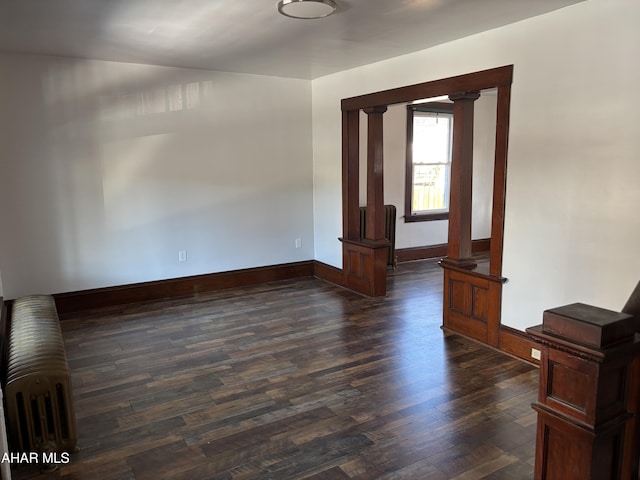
left=0, top=0, right=585, bottom=80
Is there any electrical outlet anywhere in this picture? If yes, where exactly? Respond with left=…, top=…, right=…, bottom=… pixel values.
left=295, top=238, right=302, bottom=249
left=531, top=348, right=541, bottom=361
left=178, top=250, right=187, bottom=262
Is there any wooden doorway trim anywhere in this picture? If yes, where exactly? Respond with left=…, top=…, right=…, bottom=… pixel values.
left=340, top=65, right=513, bottom=347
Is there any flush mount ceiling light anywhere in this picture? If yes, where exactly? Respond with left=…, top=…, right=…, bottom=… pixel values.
left=277, top=0, right=337, bottom=19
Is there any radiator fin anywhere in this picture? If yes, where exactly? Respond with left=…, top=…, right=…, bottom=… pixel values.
left=5, top=294, right=78, bottom=454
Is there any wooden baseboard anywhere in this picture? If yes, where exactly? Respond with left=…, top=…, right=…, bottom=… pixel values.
left=499, top=325, right=540, bottom=366
left=54, top=261, right=315, bottom=316
left=314, top=261, right=343, bottom=286
left=16, top=253, right=538, bottom=367
left=396, top=238, right=491, bottom=263
left=0, top=297, right=6, bottom=331
left=0, top=297, right=8, bottom=384
left=445, top=323, right=540, bottom=367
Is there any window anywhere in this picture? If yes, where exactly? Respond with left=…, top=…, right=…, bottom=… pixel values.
left=405, top=103, right=454, bottom=222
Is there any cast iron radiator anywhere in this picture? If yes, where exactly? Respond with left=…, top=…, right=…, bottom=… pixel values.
left=5, top=294, right=77, bottom=454
left=359, top=204, right=397, bottom=269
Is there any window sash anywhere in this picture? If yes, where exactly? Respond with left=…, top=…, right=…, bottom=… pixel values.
left=405, top=103, right=454, bottom=222
left=411, top=163, right=450, bottom=214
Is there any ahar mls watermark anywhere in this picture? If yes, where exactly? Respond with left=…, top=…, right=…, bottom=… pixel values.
left=1, top=451, right=70, bottom=465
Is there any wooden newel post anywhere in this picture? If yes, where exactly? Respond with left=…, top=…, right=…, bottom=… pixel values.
left=526, top=303, right=640, bottom=480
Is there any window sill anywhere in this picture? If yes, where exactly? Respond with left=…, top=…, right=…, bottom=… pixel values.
left=405, top=212, right=449, bottom=223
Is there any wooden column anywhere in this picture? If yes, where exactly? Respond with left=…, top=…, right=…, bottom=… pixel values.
left=363, top=106, right=387, bottom=242
left=342, top=109, right=360, bottom=242
left=488, top=84, right=511, bottom=277
left=440, top=91, right=501, bottom=346
left=526, top=304, right=640, bottom=480
left=442, top=91, right=480, bottom=269
left=341, top=106, right=389, bottom=297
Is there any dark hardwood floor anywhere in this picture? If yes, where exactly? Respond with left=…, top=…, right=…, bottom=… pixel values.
left=13, top=259, right=538, bottom=480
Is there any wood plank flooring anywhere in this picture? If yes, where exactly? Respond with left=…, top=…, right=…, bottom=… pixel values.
left=12, top=259, right=538, bottom=479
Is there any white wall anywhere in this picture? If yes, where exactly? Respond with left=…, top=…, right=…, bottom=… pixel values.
left=312, top=0, right=640, bottom=330
left=0, top=54, right=314, bottom=299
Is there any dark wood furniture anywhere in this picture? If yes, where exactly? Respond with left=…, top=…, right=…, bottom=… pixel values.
left=527, top=303, right=640, bottom=479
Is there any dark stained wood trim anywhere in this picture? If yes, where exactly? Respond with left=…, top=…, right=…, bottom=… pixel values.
left=0, top=297, right=6, bottom=333
left=341, top=65, right=513, bottom=111
left=489, top=83, right=511, bottom=277
left=405, top=106, right=414, bottom=226
left=313, top=260, right=343, bottom=287
left=404, top=212, right=449, bottom=223
left=343, top=109, right=360, bottom=241
left=54, top=261, right=315, bottom=316
left=341, top=64, right=513, bottom=303
left=398, top=245, right=448, bottom=263
left=408, top=102, right=455, bottom=113
left=0, top=297, right=8, bottom=385
left=499, top=325, right=540, bottom=366
left=396, top=238, right=490, bottom=263
left=443, top=323, right=540, bottom=367
left=443, top=91, right=480, bottom=268
left=363, top=106, right=388, bottom=241
left=398, top=245, right=447, bottom=263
